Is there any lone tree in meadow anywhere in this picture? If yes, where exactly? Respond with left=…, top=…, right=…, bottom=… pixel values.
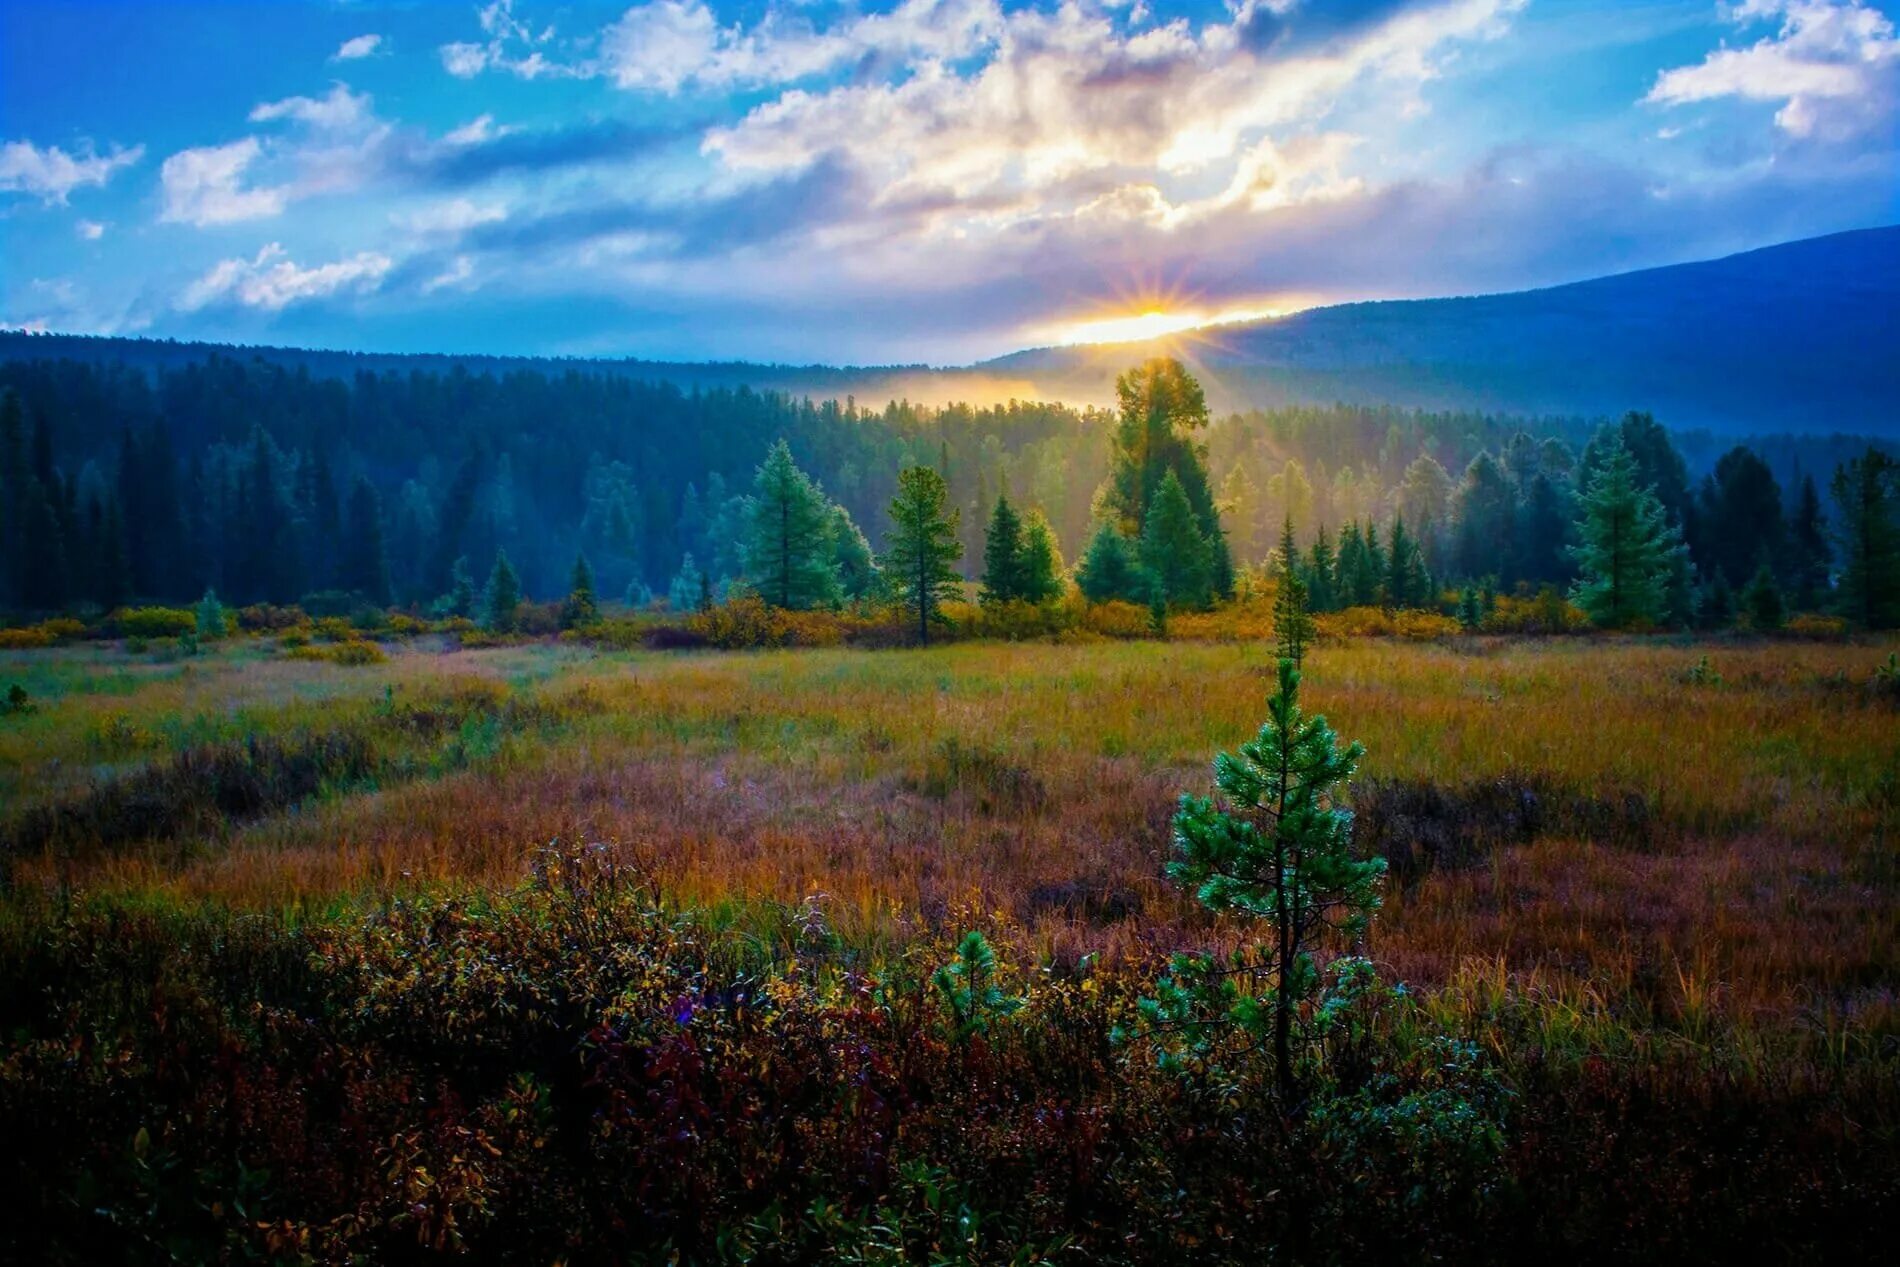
left=1831, top=447, right=1899, bottom=629
left=1569, top=434, right=1684, bottom=628
left=882, top=464, right=963, bottom=644
left=485, top=549, right=522, bottom=632
left=1136, top=653, right=1384, bottom=1103
left=1272, top=569, right=1313, bottom=669
left=744, top=439, right=842, bottom=610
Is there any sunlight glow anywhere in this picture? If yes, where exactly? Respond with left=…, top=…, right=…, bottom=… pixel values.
left=1044, top=299, right=1308, bottom=348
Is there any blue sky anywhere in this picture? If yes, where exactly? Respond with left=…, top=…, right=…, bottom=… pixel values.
left=2, top=0, right=1895, bottom=362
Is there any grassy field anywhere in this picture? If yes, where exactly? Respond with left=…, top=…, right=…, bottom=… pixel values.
left=3, top=631, right=1897, bottom=1261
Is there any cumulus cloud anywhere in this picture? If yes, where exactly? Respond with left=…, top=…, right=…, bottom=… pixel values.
left=76, top=220, right=106, bottom=240
left=1646, top=0, right=1900, bottom=140
left=160, top=138, right=289, bottom=225
left=250, top=83, right=375, bottom=132
left=0, top=139, right=144, bottom=204
left=178, top=242, right=393, bottom=311
left=334, top=34, right=383, bottom=61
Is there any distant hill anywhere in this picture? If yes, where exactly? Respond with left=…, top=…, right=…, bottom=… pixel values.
left=987, top=226, right=1900, bottom=434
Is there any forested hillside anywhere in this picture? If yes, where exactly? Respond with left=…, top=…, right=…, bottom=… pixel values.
left=0, top=339, right=1889, bottom=619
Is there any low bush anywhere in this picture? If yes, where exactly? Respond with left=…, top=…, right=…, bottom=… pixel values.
left=1079, top=599, right=1156, bottom=639
left=1319, top=606, right=1464, bottom=640
left=0, top=627, right=54, bottom=650
left=114, top=606, right=197, bottom=638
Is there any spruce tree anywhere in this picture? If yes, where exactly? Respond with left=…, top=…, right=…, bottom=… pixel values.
left=561, top=553, right=599, bottom=629
left=1741, top=559, right=1785, bottom=632
left=980, top=494, right=1026, bottom=605
left=1275, top=513, right=1300, bottom=578
left=447, top=556, right=476, bottom=619
left=744, top=439, right=841, bottom=610
left=1830, top=448, right=1899, bottom=630
left=1788, top=473, right=1831, bottom=611
left=881, top=465, right=963, bottom=644
left=1140, top=469, right=1213, bottom=610
left=1076, top=522, right=1154, bottom=606
left=195, top=588, right=228, bottom=639
left=830, top=505, right=879, bottom=601
left=668, top=553, right=705, bottom=612
left=484, top=550, right=522, bottom=632
left=1273, top=570, right=1313, bottom=669
left=1569, top=435, right=1683, bottom=628
left=1305, top=526, right=1336, bottom=613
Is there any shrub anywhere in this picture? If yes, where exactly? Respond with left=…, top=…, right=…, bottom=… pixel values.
left=36, top=617, right=87, bottom=643
left=690, top=595, right=792, bottom=649
left=236, top=603, right=308, bottom=632
left=969, top=598, right=1071, bottom=641
left=0, top=627, right=53, bottom=650
left=1079, top=600, right=1155, bottom=639
left=115, top=607, right=197, bottom=638
left=1318, top=606, right=1463, bottom=640
left=1483, top=589, right=1589, bottom=635
left=385, top=613, right=430, bottom=638
left=1785, top=613, right=1849, bottom=639
left=312, top=616, right=356, bottom=643
left=1, top=683, right=33, bottom=715
left=329, top=639, right=388, bottom=666
left=515, top=602, right=562, bottom=637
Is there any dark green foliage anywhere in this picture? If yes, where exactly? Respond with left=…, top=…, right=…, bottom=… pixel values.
left=560, top=553, right=599, bottom=629
left=446, top=555, right=476, bottom=619
left=1385, top=516, right=1432, bottom=608
left=194, top=589, right=227, bottom=640
left=1075, top=520, right=1154, bottom=606
left=1136, top=658, right=1384, bottom=1101
left=1831, top=447, right=1900, bottom=629
left=1741, top=560, right=1784, bottom=631
left=1139, top=469, right=1213, bottom=610
left=880, top=465, right=962, bottom=643
left=339, top=476, right=393, bottom=607
left=979, top=494, right=1026, bottom=605
left=484, top=550, right=522, bottom=632
left=829, top=505, right=879, bottom=601
left=1306, top=525, right=1337, bottom=612
left=1788, top=473, right=1831, bottom=610
left=1273, top=570, right=1313, bottom=669
left=1016, top=511, right=1062, bottom=603
left=1569, top=434, right=1685, bottom=628
left=1, top=683, right=32, bottom=715
left=744, top=439, right=843, bottom=611
left=1100, top=358, right=1231, bottom=601
left=932, top=930, right=1022, bottom=1041
left=1696, top=446, right=1785, bottom=587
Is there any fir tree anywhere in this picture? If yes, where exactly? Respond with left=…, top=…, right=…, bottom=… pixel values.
left=1568, top=435, right=1683, bottom=628
left=830, top=505, right=879, bottom=601
left=195, top=588, right=228, bottom=639
left=668, top=554, right=706, bottom=612
left=881, top=465, right=963, bottom=644
left=484, top=550, right=521, bottom=632
left=1135, top=657, right=1383, bottom=1101
left=744, top=439, right=842, bottom=610
left=1830, top=448, right=1899, bottom=630
left=560, top=553, right=599, bottom=629
left=1140, top=469, right=1213, bottom=610
left=980, top=494, right=1026, bottom=605
left=1305, top=526, right=1336, bottom=613
left=1386, top=517, right=1430, bottom=608
left=1275, top=513, right=1300, bottom=578
left=1075, top=521, right=1154, bottom=606
left=1272, top=570, right=1313, bottom=669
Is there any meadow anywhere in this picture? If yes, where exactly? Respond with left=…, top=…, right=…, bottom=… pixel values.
left=3, top=629, right=1898, bottom=1262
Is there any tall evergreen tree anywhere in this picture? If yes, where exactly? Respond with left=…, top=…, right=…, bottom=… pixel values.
left=1139, top=469, right=1213, bottom=611
left=1830, top=448, right=1900, bottom=629
left=881, top=465, right=963, bottom=644
left=560, top=553, right=599, bottom=629
left=1568, top=435, right=1684, bottom=628
left=1696, top=445, right=1785, bottom=587
left=830, top=505, right=879, bottom=601
left=1018, top=510, right=1063, bottom=604
left=979, top=494, right=1026, bottom=605
left=744, top=439, right=842, bottom=610
left=1386, top=516, right=1431, bottom=608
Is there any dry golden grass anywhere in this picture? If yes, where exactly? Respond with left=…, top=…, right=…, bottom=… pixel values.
left=4, top=633, right=1896, bottom=1039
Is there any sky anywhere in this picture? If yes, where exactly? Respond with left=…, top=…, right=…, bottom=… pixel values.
left=2, top=0, right=1896, bottom=364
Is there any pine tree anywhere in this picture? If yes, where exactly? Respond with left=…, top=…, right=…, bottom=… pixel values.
left=1136, top=657, right=1382, bottom=1101
left=980, top=494, right=1026, bottom=605
left=484, top=550, right=522, bottom=632
left=1272, top=570, right=1313, bottom=669
left=881, top=465, right=963, bottom=644
left=195, top=588, right=228, bottom=639
left=744, top=439, right=842, bottom=610
left=1568, top=435, right=1683, bottom=628
left=1386, top=516, right=1431, bottom=608
left=561, top=553, right=599, bottom=629
left=1830, top=448, right=1900, bottom=630
left=1275, top=513, right=1300, bottom=578
left=668, top=553, right=706, bottom=612
left=1140, top=469, right=1213, bottom=610
left=830, top=505, right=879, bottom=601
left=1017, top=510, right=1063, bottom=604
left=1075, top=522, right=1154, bottom=606
left=447, top=556, right=476, bottom=619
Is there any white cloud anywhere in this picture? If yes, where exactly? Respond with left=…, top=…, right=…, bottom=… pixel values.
left=250, top=84, right=375, bottom=133
left=423, top=255, right=477, bottom=293
left=159, top=138, right=288, bottom=225
left=0, top=139, right=144, bottom=204
left=76, top=220, right=106, bottom=240
left=334, top=34, right=383, bottom=61
left=439, top=0, right=578, bottom=79
left=178, top=242, right=393, bottom=312
left=394, top=198, right=508, bottom=234
left=1646, top=0, right=1899, bottom=140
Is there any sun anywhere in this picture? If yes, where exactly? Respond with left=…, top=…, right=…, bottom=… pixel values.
left=1036, top=280, right=1313, bottom=349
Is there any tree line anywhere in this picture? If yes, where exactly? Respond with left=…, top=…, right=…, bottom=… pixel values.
left=0, top=347, right=1895, bottom=630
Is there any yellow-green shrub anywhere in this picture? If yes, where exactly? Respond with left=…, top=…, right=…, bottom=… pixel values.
left=1080, top=600, right=1156, bottom=639
left=116, top=607, right=197, bottom=638
left=0, top=627, right=54, bottom=650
